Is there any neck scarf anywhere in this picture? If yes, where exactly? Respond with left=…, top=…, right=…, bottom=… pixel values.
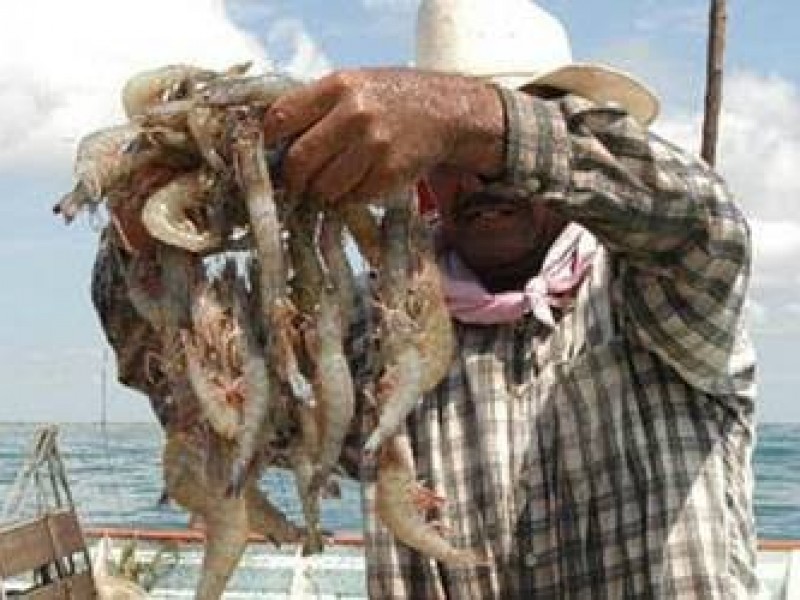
left=439, top=223, right=595, bottom=326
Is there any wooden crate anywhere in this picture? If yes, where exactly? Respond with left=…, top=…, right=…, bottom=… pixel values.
left=0, top=509, right=96, bottom=599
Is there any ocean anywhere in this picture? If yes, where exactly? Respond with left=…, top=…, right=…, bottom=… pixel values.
left=0, top=422, right=798, bottom=539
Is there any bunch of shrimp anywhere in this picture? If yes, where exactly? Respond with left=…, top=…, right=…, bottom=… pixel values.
left=55, top=59, right=481, bottom=597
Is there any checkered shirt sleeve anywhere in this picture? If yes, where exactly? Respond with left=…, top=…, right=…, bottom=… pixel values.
left=501, top=88, right=755, bottom=399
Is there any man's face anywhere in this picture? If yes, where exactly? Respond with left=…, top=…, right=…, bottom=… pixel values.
left=425, top=166, right=567, bottom=291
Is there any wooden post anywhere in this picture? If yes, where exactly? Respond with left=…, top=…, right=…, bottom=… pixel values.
left=701, top=0, right=727, bottom=166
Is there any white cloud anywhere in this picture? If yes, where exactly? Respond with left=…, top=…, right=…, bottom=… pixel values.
left=718, top=73, right=800, bottom=221
left=0, top=0, right=334, bottom=423
left=264, top=18, right=332, bottom=80
left=748, top=220, right=800, bottom=291
left=656, top=71, right=800, bottom=220
left=0, top=0, right=330, bottom=175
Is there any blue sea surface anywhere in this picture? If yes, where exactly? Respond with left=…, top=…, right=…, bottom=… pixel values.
left=0, top=422, right=797, bottom=539
left=0, top=422, right=361, bottom=535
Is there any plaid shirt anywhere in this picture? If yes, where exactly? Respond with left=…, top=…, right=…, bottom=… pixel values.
left=352, top=89, right=758, bottom=598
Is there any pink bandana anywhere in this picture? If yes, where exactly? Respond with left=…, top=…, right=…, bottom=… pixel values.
left=439, top=223, right=595, bottom=326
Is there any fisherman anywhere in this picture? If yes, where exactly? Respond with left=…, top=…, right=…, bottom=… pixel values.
left=263, top=0, right=758, bottom=597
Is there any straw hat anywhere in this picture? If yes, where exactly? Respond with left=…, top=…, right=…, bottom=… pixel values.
left=415, top=0, right=659, bottom=125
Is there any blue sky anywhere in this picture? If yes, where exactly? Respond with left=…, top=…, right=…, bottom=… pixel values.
left=0, top=0, right=798, bottom=422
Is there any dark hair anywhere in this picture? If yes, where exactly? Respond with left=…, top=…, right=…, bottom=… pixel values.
left=524, top=84, right=568, bottom=100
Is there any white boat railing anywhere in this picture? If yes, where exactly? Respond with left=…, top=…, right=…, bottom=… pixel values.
left=757, top=541, right=800, bottom=600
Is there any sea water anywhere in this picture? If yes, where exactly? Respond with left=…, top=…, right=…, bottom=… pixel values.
left=0, top=422, right=797, bottom=538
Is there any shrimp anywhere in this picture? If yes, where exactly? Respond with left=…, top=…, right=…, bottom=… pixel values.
left=244, top=478, right=305, bottom=546
left=339, top=203, right=382, bottom=269
left=124, top=245, right=195, bottom=330
left=181, top=329, right=242, bottom=440
left=74, top=124, right=147, bottom=198
left=140, top=168, right=224, bottom=253
left=287, top=210, right=323, bottom=317
left=307, top=282, right=355, bottom=499
left=407, top=219, right=454, bottom=393
left=376, top=433, right=488, bottom=568
left=289, top=209, right=356, bottom=512
left=53, top=180, right=96, bottom=224
left=288, top=418, right=326, bottom=555
left=271, top=298, right=313, bottom=404
left=363, top=335, right=422, bottom=455
left=135, top=98, right=196, bottom=133
left=54, top=123, right=185, bottom=222
left=126, top=127, right=197, bottom=164
left=231, top=115, right=285, bottom=336
left=227, top=264, right=277, bottom=497
left=162, top=429, right=247, bottom=599
left=365, top=197, right=455, bottom=453
left=121, top=62, right=251, bottom=119
left=198, top=72, right=299, bottom=107
left=363, top=192, right=424, bottom=454
left=187, top=104, right=229, bottom=172
left=282, top=213, right=355, bottom=508
left=285, top=210, right=327, bottom=554
left=163, top=430, right=303, bottom=599
left=227, top=115, right=287, bottom=495
left=319, top=213, right=358, bottom=331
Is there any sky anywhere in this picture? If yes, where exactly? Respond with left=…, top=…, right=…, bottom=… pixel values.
left=0, top=0, right=798, bottom=422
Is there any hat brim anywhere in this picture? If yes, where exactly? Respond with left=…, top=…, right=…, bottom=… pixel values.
left=487, top=63, right=660, bottom=126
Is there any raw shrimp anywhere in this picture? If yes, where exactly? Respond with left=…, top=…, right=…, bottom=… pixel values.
left=163, top=431, right=303, bottom=599
left=271, top=298, right=313, bottom=404
left=54, top=123, right=187, bottom=222
left=140, top=168, right=223, bottom=253
left=198, top=73, right=299, bottom=107
left=339, top=203, right=382, bottom=269
left=319, top=213, right=358, bottom=331
left=226, top=263, right=277, bottom=497
left=376, top=433, right=488, bottom=568
left=181, top=329, right=242, bottom=440
left=187, top=105, right=229, bottom=172
left=407, top=219, right=454, bottom=392
left=307, top=283, right=354, bottom=497
left=285, top=210, right=326, bottom=554
left=227, top=114, right=288, bottom=495
left=122, top=62, right=251, bottom=119
left=308, top=213, right=356, bottom=496
left=363, top=193, right=423, bottom=454
left=288, top=418, right=326, bottom=555
left=125, top=125, right=196, bottom=158
left=124, top=245, right=195, bottom=330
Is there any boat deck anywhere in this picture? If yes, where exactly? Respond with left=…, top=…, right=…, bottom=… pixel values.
left=84, top=531, right=800, bottom=600
left=3, top=527, right=798, bottom=599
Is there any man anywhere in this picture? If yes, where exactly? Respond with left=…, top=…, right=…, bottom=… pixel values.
left=264, top=0, right=757, bottom=597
